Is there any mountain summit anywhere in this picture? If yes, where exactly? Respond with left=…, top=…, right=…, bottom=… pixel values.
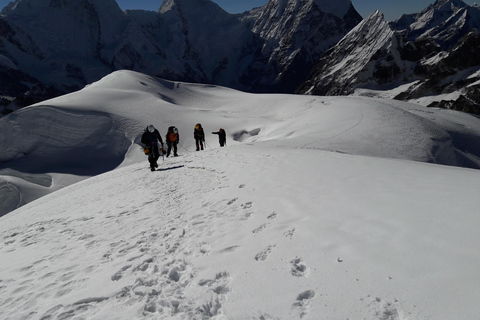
left=247, top=0, right=361, bottom=92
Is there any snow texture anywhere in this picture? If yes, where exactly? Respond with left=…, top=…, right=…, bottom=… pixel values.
left=1, top=70, right=480, bottom=319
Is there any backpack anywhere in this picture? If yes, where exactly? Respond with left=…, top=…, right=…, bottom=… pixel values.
left=168, top=127, right=178, bottom=142
left=168, top=132, right=178, bottom=142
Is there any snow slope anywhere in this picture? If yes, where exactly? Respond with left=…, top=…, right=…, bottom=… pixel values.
left=1, top=70, right=480, bottom=319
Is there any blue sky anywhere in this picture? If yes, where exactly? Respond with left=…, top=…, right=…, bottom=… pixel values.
left=0, top=0, right=477, bottom=21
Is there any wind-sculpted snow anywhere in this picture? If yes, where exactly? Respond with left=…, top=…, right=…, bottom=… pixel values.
left=0, top=106, right=131, bottom=174
left=0, top=169, right=53, bottom=217
left=0, top=181, right=21, bottom=217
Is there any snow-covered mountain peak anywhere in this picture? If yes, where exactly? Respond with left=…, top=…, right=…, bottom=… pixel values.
left=336, top=9, right=390, bottom=47
left=392, top=0, right=468, bottom=30
left=404, top=0, right=468, bottom=31
left=245, top=0, right=361, bottom=92
left=158, top=0, right=174, bottom=13
left=364, top=9, right=387, bottom=24
left=349, top=9, right=392, bottom=43
left=432, top=0, right=468, bottom=11
left=421, top=0, right=469, bottom=20
left=264, top=0, right=353, bottom=18
left=297, top=8, right=394, bottom=95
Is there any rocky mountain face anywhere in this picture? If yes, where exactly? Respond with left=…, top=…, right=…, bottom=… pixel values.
left=297, top=0, right=480, bottom=115
left=242, top=0, right=361, bottom=92
left=0, top=0, right=362, bottom=115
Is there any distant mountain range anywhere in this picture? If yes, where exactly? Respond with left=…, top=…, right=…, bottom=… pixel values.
left=0, top=0, right=361, bottom=114
left=298, top=0, right=480, bottom=115
left=1, top=0, right=479, bottom=116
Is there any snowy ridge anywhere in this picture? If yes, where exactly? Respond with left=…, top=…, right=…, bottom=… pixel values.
left=409, top=0, right=480, bottom=45
left=407, top=0, right=469, bottom=33
left=2, top=69, right=480, bottom=211
left=1, top=71, right=480, bottom=319
left=299, top=10, right=396, bottom=95
left=248, top=0, right=362, bottom=92
left=267, top=0, right=352, bottom=18
left=329, top=10, right=394, bottom=78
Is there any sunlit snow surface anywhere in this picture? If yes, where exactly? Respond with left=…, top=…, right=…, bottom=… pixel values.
left=1, top=70, right=480, bottom=319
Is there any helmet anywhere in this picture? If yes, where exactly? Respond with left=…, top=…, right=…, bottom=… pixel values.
left=195, top=124, right=200, bottom=129
left=147, top=125, right=155, bottom=133
left=173, top=127, right=178, bottom=133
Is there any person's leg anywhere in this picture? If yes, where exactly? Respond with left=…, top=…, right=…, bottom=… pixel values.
left=153, top=145, right=160, bottom=167
left=148, top=149, right=155, bottom=170
left=166, top=143, right=172, bottom=157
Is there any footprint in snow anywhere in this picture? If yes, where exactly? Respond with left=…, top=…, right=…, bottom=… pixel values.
left=267, top=212, right=277, bottom=220
left=227, top=198, right=238, bottom=205
left=220, top=245, right=239, bottom=253
left=240, top=202, right=254, bottom=219
left=4, top=238, right=16, bottom=245
left=198, top=271, right=231, bottom=295
left=201, top=201, right=213, bottom=208
left=196, top=272, right=232, bottom=317
left=366, top=296, right=402, bottom=320
left=133, top=258, right=155, bottom=273
left=241, top=202, right=253, bottom=209
left=255, top=245, right=276, bottom=261
left=197, top=242, right=211, bottom=255
left=157, top=259, right=191, bottom=284
left=284, top=227, right=296, bottom=239
left=290, top=258, right=309, bottom=277
left=252, top=223, right=268, bottom=234
left=292, top=290, right=316, bottom=318
left=111, top=264, right=132, bottom=281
